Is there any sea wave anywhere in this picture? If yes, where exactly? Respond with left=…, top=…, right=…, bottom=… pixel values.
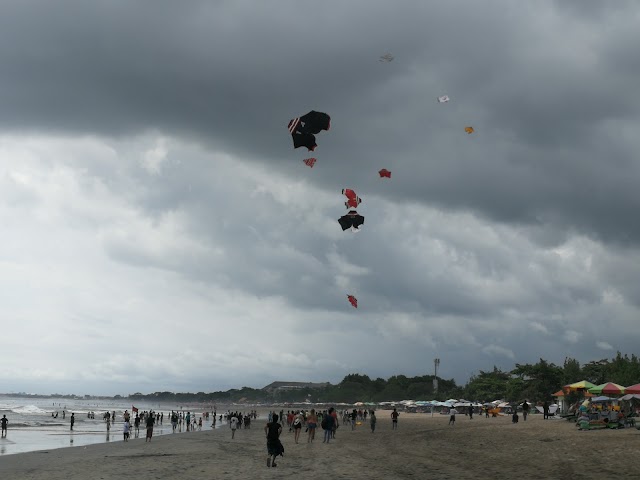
left=11, top=405, right=50, bottom=415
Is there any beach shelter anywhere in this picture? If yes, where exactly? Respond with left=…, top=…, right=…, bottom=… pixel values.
left=624, top=384, right=640, bottom=395
left=588, top=382, right=626, bottom=395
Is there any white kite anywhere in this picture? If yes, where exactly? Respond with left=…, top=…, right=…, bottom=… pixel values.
left=437, top=95, right=450, bottom=103
left=379, top=53, right=394, bottom=62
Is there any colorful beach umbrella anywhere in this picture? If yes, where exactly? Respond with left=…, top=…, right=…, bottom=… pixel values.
left=624, top=383, right=640, bottom=395
left=564, top=380, right=596, bottom=391
left=587, top=382, right=626, bottom=395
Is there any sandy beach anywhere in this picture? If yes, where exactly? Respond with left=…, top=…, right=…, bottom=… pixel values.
left=1, top=412, right=639, bottom=479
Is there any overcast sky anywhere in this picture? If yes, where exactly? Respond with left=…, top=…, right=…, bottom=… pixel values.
left=1, top=0, right=639, bottom=396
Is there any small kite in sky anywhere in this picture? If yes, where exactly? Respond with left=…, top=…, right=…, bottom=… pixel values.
left=303, top=158, right=316, bottom=168
left=464, top=126, right=475, bottom=134
left=437, top=95, right=450, bottom=103
left=342, top=188, right=362, bottom=209
left=347, top=295, right=358, bottom=308
left=379, top=53, right=394, bottom=62
left=338, top=210, right=365, bottom=231
left=288, top=110, right=331, bottom=151
left=378, top=169, right=391, bottom=178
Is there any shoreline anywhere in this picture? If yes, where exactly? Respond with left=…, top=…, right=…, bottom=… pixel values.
left=2, top=413, right=640, bottom=479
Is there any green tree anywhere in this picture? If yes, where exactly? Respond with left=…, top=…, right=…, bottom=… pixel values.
left=582, top=359, right=609, bottom=385
left=511, top=359, right=564, bottom=401
left=463, top=367, right=510, bottom=401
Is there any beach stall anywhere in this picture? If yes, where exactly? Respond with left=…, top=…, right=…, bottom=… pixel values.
left=561, top=380, right=597, bottom=416
left=552, top=390, right=567, bottom=412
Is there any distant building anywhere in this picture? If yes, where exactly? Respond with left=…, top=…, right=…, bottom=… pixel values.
left=262, top=381, right=330, bottom=392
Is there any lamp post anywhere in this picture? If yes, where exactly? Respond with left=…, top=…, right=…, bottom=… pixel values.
left=432, top=358, right=440, bottom=417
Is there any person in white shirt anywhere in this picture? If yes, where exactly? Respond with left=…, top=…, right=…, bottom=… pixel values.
left=230, top=416, right=238, bottom=439
left=123, top=420, right=130, bottom=441
left=449, top=408, right=458, bottom=425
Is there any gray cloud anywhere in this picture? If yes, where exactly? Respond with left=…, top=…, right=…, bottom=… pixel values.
left=1, top=1, right=640, bottom=394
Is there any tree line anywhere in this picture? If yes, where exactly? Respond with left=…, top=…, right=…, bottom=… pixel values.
left=126, top=352, right=640, bottom=405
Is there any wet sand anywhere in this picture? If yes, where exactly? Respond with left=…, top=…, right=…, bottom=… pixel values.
left=1, top=413, right=639, bottom=479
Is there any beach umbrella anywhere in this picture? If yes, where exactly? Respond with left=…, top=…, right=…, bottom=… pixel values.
left=590, top=396, right=612, bottom=403
left=620, top=394, right=640, bottom=401
left=624, top=384, right=640, bottom=395
left=564, top=380, right=596, bottom=391
left=588, top=382, right=626, bottom=395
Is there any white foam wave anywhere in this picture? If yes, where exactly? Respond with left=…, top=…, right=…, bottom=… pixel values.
left=12, top=405, right=50, bottom=415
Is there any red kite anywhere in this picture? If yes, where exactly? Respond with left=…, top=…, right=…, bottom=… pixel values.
left=303, top=158, right=316, bottom=168
left=342, top=188, right=362, bottom=209
left=379, top=169, right=391, bottom=178
left=347, top=295, right=358, bottom=308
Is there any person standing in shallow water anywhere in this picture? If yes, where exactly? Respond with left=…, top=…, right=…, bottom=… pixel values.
left=145, top=413, right=155, bottom=442
left=1, top=415, right=7, bottom=437
left=70, top=413, right=75, bottom=431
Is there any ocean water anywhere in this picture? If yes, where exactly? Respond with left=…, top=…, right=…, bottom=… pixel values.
left=0, top=396, right=233, bottom=456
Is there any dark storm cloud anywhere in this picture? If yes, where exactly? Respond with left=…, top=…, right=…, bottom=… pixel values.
left=2, top=1, right=640, bottom=394
left=2, top=0, right=639, bottom=249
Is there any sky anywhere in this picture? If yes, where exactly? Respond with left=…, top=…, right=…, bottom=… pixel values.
left=1, top=0, right=640, bottom=396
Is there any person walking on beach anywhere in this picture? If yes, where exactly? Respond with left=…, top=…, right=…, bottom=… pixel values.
left=391, top=408, right=399, bottom=429
left=1, top=414, right=7, bottom=437
left=306, top=409, right=317, bottom=443
left=230, top=415, right=238, bottom=439
left=543, top=401, right=550, bottom=419
left=322, top=408, right=335, bottom=443
left=469, top=405, right=473, bottom=419
left=331, top=407, right=339, bottom=439
left=522, top=401, right=530, bottom=421
left=449, top=407, right=458, bottom=426
left=70, top=413, right=75, bottom=431
left=370, top=410, right=377, bottom=433
left=145, top=412, right=155, bottom=442
left=293, top=412, right=303, bottom=443
left=265, top=414, right=284, bottom=468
